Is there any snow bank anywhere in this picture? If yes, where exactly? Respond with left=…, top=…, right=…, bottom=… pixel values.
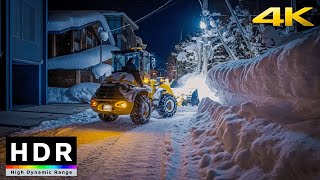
left=48, top=44, right=120, bottom=70
left=17, top=109, right=99, bottom=134
left=48, top=11, right=115, bottom=45
left=207, top=27, right=320, bottom=120
left=186, top=98, right=320, bottom=179
left=185, top=28, right=320, bottom=179
left=48, top=83, right=100, bottom=104
left=92, top=63, right=113, bottom=79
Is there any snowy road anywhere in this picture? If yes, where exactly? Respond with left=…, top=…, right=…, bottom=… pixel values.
left=0, top=107, right=197, bottom=179
left=76, top=107, right=196, bottom=179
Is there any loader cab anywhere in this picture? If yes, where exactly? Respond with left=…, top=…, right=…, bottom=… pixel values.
left=112, top=47, right=156, bottom=75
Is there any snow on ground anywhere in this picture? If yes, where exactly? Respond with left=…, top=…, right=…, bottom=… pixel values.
left=2, top=106, right=199, bottom=180
left=16, top=109, right=99, bottom=135
left=48, top=44, right=120, bottom=70
left=186, top=98, right=320, bottom=179
left=182, top=27, right=320, bottom=179
left=91, top=63, right=113, bottom=79
left=48, top=82, right=100, bottom=104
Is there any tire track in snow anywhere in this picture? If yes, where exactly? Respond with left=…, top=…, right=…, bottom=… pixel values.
left=163, top=108, right=200, bottom=180
left=87, top=117, right=166, bottom=180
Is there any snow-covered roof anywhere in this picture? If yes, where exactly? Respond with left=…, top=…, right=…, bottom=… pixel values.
left=100, top=11, right=139, bottom=30
left=48, top=11, right=115, bottom=46
left=48, top=44, right=120, bottom=70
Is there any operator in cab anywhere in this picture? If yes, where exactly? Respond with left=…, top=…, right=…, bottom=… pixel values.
left=124, top=58, right=143, bottom=87
left=125, top=58, right=138, bottom=72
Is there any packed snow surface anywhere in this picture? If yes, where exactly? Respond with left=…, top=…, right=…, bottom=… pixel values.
left=185, top=98, right=320, bottom=179
left=207, top=27, right=320, bottom=120
left=48, top=44, right=119, bottom=70
left=92, top=63, right=113, bottom=79
left=48, top=83, right=100, bottom=104
left=48, top=11, right=115, bottom=45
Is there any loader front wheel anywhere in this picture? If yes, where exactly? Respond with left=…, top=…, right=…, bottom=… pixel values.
left=130, top=94, right=151, bottom=124
left=99, top=114, right=118, bottom=122
left=157, top=94, right=177, bottom=118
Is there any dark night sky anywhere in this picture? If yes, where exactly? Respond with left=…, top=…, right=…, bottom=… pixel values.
left=48, top=0, right=226, bottom=68
left=48, top=0, right=291, bottom=68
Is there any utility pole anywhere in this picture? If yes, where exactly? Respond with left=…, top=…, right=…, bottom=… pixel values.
left=202, top=40, right=209, bottom=75
left=203, top=0, right=208, bottom=11
left=196, top=38, right=203, bottom=74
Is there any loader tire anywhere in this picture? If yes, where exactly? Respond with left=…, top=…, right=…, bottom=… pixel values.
left=157, top=94, right=177, bottom=118
left=130, top=94, right=151, bottom=124
left=99, top=114, right=118, bottom=122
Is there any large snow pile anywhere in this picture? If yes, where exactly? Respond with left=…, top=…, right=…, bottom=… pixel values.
left=185, top=27, right=320, bottom=179
left=207, top=27, right=320, bottom=120
left=186, top=98, right=320, bottom=179
left=48, top=83, right=100, bottom=104
left=48, top=44, right=120, bottom=70
left=92, top=63, right=113, bottom=79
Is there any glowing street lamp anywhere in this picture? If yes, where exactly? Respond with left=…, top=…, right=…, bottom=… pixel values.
left=200, top=21, right=207, bottom=29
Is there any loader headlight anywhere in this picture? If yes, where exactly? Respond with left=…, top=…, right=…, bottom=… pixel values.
left=91, top=100, right=98, bottom=107
left=143, top=77, right=150, bottom=84
left=115, top=101, right=127, bottom=108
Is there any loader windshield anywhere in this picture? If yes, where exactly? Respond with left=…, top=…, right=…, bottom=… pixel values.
left=112, top=52, right=140, bottom=72
left=112, top=49, right=155, bottom=74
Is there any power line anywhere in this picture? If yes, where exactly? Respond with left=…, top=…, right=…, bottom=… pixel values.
left=135, top=0, right=174, bottom=23
left=110, top=0, right=174, bottom=32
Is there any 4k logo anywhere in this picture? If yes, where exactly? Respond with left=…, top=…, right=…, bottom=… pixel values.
left=253, top=7, right=314, bottom=27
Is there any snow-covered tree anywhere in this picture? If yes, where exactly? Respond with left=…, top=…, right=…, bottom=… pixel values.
left=169, top=6, right=270, bottom=79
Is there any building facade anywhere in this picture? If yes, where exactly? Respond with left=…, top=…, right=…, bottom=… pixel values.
left=48, top=21, right=103, bottom=87
left=101, top=11, right=147, bottom=50
left=1, top=0, right=48, bottom=111
left=47, top=11, right=119, bottom=88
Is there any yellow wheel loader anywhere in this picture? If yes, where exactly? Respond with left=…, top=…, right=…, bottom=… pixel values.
left=90, top=48, right=177, bottom=124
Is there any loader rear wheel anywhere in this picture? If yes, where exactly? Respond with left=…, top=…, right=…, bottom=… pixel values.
left=99, top=114, right=118, bottom=122
left=130, top=94, right=151, bottom=124
left=157, top=94, right=177, bottom=118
